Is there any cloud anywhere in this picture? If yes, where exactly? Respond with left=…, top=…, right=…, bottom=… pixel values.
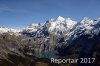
left=0, top=7, right=13, bottom=12
left=0, top=6, right=29, bottom=14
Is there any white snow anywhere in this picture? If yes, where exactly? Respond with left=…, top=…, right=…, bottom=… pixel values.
left=55, top=16, right=65, bottom=21
left=0, top=27, right=21, bottom=36
left=24, top=23, right=39, bottom=32
left=65, top=18, right=77, bottom=28
left=69, top=17, right=100, bottom=40
left=48, top=16, right=77, bottom=34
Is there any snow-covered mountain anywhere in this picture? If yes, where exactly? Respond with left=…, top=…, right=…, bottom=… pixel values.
left=20, top=16, right=100, bottom=55
left=23, top=23, right=41, bottom=32
left=0, top=27, right=21, bottom=35
left=0, top=16, right=100, bottom=39
left=0, top=16, right=100, bottom=59
left=45, top=16, right=77, bottom=34
left=68, top=17, right=100, bottom=41
left=0, top=27, right=10, bottom=33
left=0, top=16, right=100, bottom=66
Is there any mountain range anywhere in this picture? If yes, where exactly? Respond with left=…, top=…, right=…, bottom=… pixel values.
left=1, top=16, right=100, bottom=42
left=0, top=16, right=100, bottom=52
left=0, top=16, right=100, bottom=66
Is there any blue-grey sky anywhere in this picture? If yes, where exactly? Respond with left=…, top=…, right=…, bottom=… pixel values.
left=0, top=0, right=100, bottom=28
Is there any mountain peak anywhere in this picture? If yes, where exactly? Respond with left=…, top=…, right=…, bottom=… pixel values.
left=56, top=16, right=65, bottom=21
left=80, top=17, right=94, bottom=24
left=66, top=18, right=72, bottom=20
left=81, top=17, right=90, bottom=22
left=96, top=18, right=100, bottom=21
left=66, top=18, right=74, bottom=23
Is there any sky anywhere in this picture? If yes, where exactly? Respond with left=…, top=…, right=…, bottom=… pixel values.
left=0, top=0, right=100, bottom=28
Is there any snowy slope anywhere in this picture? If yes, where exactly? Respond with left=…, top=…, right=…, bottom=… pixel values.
left=23, top=23, right=40, bottom=32
left=0, top=27, right=21, bottom=33
left=67, top=17, right=100, bottom=41
left=45, top=16, right=77, bottom=34
left=0, top=27, right=10, bottom=33
left=0, top=27, right=21, bottom=36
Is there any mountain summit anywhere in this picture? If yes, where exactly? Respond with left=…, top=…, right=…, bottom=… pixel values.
left=56, top=16, right=65, bottom=21
left=46, top=16, right=77, bottom=34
